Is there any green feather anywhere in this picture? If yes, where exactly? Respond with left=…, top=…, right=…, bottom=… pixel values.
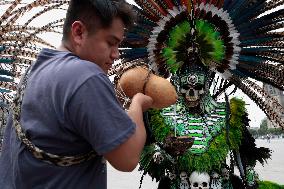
left=162, top=19, right=225, bottom=73
left=168, top=22, right=190, bottom=48
left=162, top=48, right=175, bottom=60
left=196, top=20, right=225, bottom=64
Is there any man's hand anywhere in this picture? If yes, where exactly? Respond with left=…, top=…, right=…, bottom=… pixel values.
left=104, top=93, right=153, bottom=172
left=131, top=93, right=153, bottom=112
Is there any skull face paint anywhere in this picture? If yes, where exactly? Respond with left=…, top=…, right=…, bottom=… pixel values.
left=179, top=73, right=205, bottom=107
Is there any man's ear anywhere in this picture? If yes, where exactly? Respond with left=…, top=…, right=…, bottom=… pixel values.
left=71, top=21, right=86, bottom=46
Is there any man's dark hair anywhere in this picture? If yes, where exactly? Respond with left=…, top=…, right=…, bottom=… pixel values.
left=62, top=0, right=136, bottom=41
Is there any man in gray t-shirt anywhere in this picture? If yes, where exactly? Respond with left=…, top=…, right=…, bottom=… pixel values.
left=0, top=1, right=153, bottom=188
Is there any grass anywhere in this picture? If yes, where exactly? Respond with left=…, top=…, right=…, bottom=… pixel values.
left=258, top=181, right=284, bottom=189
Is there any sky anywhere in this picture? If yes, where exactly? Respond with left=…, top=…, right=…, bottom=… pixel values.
left=3, top=0, right=280, bottom=128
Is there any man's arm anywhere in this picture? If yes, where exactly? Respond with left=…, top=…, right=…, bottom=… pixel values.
left=104, top=93, right=153, bottom=172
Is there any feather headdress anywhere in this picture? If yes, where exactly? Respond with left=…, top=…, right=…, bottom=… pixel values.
left=117, top=0, right=284, bottom=129
left=0, top=0, right=67, bottom=128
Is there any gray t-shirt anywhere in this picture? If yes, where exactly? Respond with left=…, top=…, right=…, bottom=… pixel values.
left=0, top=48, right=136, bottom=189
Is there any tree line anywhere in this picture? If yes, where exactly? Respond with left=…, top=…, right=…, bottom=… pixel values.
left=248, top=118, right=284, bottom=137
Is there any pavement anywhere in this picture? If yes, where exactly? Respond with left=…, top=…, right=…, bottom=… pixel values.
left=255, top=138, right=284, bottom=185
